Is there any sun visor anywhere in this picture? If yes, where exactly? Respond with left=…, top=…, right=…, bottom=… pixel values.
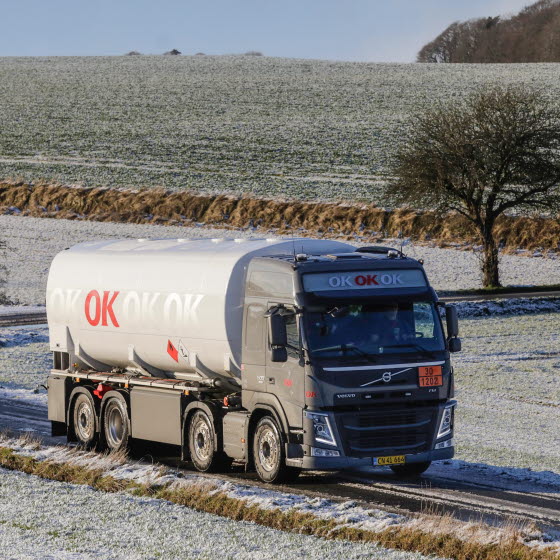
left=302, top=286, right=437, bottom=305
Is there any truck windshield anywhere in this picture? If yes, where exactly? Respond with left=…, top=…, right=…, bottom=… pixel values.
left=304, top=302, right=445, bottom=358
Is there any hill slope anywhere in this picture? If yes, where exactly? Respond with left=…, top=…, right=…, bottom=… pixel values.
left=1, top=57, right=559, bottom=203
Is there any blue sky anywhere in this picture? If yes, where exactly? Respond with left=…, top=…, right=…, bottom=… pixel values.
left=0, top=0, right=532, bottom=61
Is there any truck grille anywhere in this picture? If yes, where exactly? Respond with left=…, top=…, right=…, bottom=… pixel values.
left=336, top=406, right=437, bottom=457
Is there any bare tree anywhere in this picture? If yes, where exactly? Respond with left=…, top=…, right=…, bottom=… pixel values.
left=386, top=86, right=560, bottom=288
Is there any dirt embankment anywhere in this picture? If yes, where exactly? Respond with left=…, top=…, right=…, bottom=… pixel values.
left=0, top=182, right=559, bottom=252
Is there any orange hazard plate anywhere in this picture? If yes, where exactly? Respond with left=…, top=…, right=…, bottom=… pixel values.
left=418, top=365, right=443, bottom=387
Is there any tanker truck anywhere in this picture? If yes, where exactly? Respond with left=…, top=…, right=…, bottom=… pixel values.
left=46, top=237, right=460, bottom=483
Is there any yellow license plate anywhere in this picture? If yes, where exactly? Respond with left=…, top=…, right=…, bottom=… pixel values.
left=374, top=455, right=406, bottom=466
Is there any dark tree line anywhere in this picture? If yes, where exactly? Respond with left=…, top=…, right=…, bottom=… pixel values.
left=418, top=0, right=560, bottom=63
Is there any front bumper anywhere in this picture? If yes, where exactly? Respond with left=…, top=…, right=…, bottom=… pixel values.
left=298, top=401, right=456, bottom=470
left=300, top=445, right=454, bottom=470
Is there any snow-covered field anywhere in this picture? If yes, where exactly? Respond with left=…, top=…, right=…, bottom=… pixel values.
left=0, top=57, right=559, bottom=203
left=454, top=313, right=560, bottom=473
left=1, top=214, right=560, bottom=305
left=0, top=466, right=431, bottom=560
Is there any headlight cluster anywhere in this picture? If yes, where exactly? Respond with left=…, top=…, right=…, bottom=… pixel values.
left=304, top=411, right=337, bottom=446
left=437, top=405, right=455, bottom=439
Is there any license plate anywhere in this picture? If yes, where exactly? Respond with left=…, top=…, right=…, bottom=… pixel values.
left=374, top=455, right=406, bottom=466
left=418, top=365, right=443, bottom=387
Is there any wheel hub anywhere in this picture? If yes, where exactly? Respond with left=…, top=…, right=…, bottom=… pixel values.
left=108, top=407, right=124, bottom=445
left=259, top=428, right=279, bottom=472
left=193, top=420, right=211, bottom=461
left=76, top=401, right=94, bottom=440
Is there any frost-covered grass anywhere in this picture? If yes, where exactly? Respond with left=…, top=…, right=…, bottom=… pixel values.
left=453, top=313, right=560, bottom=473
left=2, top=214, right=560, bottom=305
left=1, top=437, right=555, bottom=559
left=0, top=466, right=430, bottom=560
left=0, top=56, right=559, bottom=202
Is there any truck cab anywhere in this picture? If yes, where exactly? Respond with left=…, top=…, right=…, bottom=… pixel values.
left=240, top=247, right=459, bottom=481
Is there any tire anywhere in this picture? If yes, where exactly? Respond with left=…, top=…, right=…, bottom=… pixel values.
left=102, top=393, right=131, bottom=452
left=390, top=461, right=431, bottom=477
left=253, top=416, right=300, bottom=484
left=71, top=391, right=98, bottom=448
left=188, top=410, right=231, bottom=472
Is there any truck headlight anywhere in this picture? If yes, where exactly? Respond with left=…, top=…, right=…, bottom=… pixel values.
left=304, top=411, right=337, bottom=446
left=437, top=405, right=455, bottom=439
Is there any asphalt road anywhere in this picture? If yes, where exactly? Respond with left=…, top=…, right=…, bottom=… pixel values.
left=1, top=396, right=559, bottom=537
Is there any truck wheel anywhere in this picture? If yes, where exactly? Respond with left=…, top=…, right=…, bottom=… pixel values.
left=188, top=410, right=230, bottom=472
left=71, top=392, right=98, bottom=448
left=102, top=394, right=130, bottom=452
left=253, top=416, right=300, bottom=484
left=390, top=461, right=431, bottom=477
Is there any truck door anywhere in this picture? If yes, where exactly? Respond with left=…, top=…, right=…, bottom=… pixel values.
left=265, top=305, right=304, bottom=429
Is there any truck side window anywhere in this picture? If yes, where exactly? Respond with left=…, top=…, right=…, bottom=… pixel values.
left=414, top=302, right=434, bottom=339
left=285, top=313, right=300, bottom=360
left=245, top=304, right=265, bottom=351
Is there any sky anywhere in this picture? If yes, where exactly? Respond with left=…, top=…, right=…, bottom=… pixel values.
left=0, top=0, right=533, bottom=62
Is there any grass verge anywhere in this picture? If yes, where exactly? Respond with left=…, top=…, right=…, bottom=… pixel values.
left=1, top=181, right=559, bottom=253
left=0, top=445, right=557, bottom=560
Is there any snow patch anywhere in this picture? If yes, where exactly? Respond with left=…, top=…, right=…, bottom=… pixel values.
left=452, top=297, right=560, bottom=318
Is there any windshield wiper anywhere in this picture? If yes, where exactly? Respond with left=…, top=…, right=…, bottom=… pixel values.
left=311, top=344, right=377, bottom=362
left=382, top=343, right=439, bottom=358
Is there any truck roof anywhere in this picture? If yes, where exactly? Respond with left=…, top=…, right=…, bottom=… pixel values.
left=62, top=237, right=354, bottom=259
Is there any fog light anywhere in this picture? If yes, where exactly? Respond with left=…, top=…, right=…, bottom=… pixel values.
left=435, top=438, right=454, bottom=450
left=311, top=447, right=341, bottom=457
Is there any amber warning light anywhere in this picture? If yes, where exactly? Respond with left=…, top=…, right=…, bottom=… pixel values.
left=418, top=365, right=443, bottom=387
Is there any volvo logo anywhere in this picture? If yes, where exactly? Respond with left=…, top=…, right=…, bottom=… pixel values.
left=361, top=367, right=413, bottom=387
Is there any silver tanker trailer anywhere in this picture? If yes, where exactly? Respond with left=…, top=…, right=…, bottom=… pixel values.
left=46, top=237, right=460, bottom=482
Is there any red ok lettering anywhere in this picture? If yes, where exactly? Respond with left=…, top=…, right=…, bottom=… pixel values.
left=355, top=274, right=378, bottom=286
left=85, top=290, right=120, bottom=327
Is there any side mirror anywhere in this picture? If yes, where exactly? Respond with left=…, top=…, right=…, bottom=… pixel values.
left=445, top=305, right=459, bottom=338
left=268, top=312, right=287, bottom=347
left=448, top=337, right=462, bottom=353
left=267, top=310, right=288, bottom=362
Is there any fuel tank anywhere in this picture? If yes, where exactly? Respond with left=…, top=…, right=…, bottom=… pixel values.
left=46, top=237, right=352, bottom=385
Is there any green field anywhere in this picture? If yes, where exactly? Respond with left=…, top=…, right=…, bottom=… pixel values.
left=1, top=56, right=560, bottom=202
